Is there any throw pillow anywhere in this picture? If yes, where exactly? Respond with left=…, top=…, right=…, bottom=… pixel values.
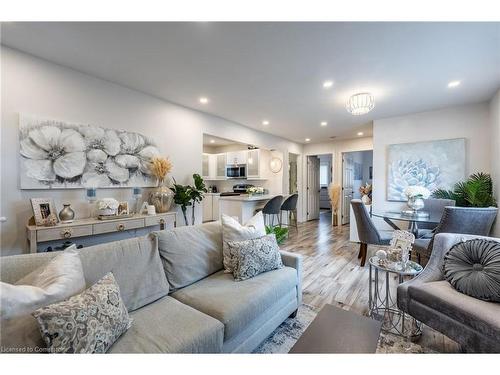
left=32, top=272, right=132, bottom=353
left=228, top=234, right=283, bottom=281
left=444, top=238, right=500, bottom=302
left=221, top=212, right=266, bottom=273
left=0, top=246, right=85, bottom=319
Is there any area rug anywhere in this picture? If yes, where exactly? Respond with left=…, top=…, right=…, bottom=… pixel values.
left=253, top=304, right=434, bottom=353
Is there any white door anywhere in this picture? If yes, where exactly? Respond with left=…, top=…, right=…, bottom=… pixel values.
left=342, top=154, right=354, bottom=225
left=307, top=156, right=320, bottom=220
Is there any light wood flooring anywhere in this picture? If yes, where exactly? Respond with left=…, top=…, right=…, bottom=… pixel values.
left=280, top=210, right=460, bottom=353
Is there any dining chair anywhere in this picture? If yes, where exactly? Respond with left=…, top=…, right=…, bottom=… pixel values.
left=261, top=195, right=283, bottom=227
left=413, top=206, right=498, bottom=263
left=416, top=198, right=456, bottom=238
left=280, top=194, right=299, bottom=232
left=351, top=199, right=393, bottom=266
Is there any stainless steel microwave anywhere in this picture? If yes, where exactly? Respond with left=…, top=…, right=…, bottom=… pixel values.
left=226, top=165, right=246, bottom=179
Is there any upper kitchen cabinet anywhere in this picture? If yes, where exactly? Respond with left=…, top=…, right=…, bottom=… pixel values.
left=246, top=149, right=270, bottom=180
left=203, top=153, right=220, bottom=180
left=226, top=151, right=247, bottom=165
left=216, top=153, right=227, bottom=179
left=202, top=153, right=210, bottom=178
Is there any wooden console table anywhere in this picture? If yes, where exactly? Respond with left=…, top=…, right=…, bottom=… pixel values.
left=26, top=212, right=176, bottom=253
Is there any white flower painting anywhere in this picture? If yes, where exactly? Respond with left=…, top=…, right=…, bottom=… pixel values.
left=19, top=114, right=160, bottom=189
left=387, top=138, right=466, bottom=201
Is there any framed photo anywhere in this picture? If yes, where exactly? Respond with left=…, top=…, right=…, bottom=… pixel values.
left=30, top=198, right=59, bottom=226
left=117, top=201, right=129, bottom=216
left=389, top=230, right=415, bottom=253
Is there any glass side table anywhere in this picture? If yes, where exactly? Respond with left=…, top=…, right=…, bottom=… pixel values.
left=368, top=256, right=423, bottom=338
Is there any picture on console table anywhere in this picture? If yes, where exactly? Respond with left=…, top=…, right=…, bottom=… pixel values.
left=387, top=138, right=466, bottom=201
left=19, top=114, right=161, bottom=189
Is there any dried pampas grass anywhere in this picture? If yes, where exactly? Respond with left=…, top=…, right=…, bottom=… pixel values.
left=150, top=157, right=172, bottom=181
left=328, top=183, right=341, bottom=212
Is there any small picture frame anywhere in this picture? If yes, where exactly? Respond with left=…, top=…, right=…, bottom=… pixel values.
left=31, top=198, right=59, bottom=226
left=389, top=230, right=415, bottom=254
left=117, top=201, right=129, bottom=216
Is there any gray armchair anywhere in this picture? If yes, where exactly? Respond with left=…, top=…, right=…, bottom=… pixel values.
left=413, top=206, right=498, bottom=263
left=417, top=198, right=455, bottom=238
left=351, top=199, right=392, bottom=266
left=398, top=233, right=500, bottom=353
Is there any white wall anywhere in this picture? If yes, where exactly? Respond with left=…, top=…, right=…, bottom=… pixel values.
left=490, top=89, right=500, bottom=237
left=372, top=103, right=492, bottom=228
left=0, top=47, right=302, bottom=255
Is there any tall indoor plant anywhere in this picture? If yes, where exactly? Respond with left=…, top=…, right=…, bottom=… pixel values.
left=432, top=172, right=497, bottom=207
left=170, top=174, right=207, bottom=226
left=190, top=174, right=207, bottom=225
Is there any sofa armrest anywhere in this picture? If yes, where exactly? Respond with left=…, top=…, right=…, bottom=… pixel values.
left=397, top=233, right=500, bottom=312
left=280, top=250, right=303, bottom=306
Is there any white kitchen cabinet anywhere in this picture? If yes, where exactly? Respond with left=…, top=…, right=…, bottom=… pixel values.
left=216, top=153, right=227, bottom=179
left=202, top=153, right=210, bottom=178
left=246, top=149, right=260, bottom=178
left=202, top=194, right=220, bottom=222
left=226, top=151, right=247, bottom=165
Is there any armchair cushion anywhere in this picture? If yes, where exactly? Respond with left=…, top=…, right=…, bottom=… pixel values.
left=408, top=280, right=500, bottom=340
left=444, top=239, right=500, bottom=302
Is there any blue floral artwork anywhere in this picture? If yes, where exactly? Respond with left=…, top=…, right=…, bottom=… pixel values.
left=387, top=138, right=465, bottom=201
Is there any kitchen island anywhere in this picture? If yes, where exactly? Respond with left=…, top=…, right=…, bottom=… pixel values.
left=219, top=194, right=286, bottom=224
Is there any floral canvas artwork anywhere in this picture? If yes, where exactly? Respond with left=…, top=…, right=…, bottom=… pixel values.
left=19, top=114, right=160, bottom=189
left=387, top=138, right=465, bottom=201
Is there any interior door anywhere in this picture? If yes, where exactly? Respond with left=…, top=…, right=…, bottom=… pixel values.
left=307, top=156, right=320, bottom=220
left=342, top=154, right=354, bottom=224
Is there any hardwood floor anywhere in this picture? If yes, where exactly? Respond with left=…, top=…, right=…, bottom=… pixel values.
left=281, top=210, right=460, bottom=353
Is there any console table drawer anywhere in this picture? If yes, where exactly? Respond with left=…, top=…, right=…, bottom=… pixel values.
left=37, top=225, right=93, bottom=242
left=93, top=218, right=145, bottom=235
left=144, top=214, right=175, bottom=229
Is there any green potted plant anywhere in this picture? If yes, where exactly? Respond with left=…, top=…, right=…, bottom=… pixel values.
left=432, top=172, right=497, bottom=207
left=189, top=174, right=207, bottom=225
left=265, top=225, right=289, bottom=245
left=170, top=174, right=207, bottom=226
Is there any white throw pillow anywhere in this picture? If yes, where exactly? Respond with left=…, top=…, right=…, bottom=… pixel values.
left=221, top=212, right=266, bottom=272
left=0, top=246, right=86, bottom=319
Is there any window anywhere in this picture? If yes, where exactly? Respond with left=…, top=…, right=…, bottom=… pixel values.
left=320, top=164, right=329, bottom=187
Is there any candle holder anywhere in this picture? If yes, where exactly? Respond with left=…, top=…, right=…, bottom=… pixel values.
left=85, top=188, right=97, bottom=218
left=132, top=187, right=143, bottom=214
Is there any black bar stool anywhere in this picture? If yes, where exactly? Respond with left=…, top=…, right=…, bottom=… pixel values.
left=261, top=195, right=283, bottom=227
left=280, top=194, right=298, bottom=232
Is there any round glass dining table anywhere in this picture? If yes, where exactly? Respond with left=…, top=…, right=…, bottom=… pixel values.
left=371, top=211, right=442, bottom=236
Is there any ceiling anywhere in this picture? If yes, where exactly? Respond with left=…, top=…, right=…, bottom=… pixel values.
left=2, top=22, right=499, bottom=144
left=203, top=134, right=241, bottom=147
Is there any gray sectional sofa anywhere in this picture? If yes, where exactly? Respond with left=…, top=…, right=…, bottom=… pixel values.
left=0, top=221, right=302, bottom=353
left=397, top=233, right=500, bottom=353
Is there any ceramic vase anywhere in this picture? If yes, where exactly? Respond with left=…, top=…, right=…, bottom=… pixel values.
left=149, top=178, right=174, bottom=213
left=59, top=203, right=75, bottom=223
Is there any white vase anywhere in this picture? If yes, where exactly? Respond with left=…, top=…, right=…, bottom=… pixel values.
left=361, top=194, right=371, bottom=205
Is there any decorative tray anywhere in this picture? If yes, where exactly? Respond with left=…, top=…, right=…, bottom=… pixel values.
left=98, top=214, right=135, bottom=220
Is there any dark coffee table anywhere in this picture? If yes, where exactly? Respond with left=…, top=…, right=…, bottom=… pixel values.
left=289, top=304, right=382, bottom=353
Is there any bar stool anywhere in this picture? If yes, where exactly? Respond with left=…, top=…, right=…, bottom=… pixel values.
left=261, top=195, right=283, bottom=227
left=280, top=194, right=298, bottom=232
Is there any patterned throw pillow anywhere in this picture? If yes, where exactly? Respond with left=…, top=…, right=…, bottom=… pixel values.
left=32, top=273, right=132, bottom=353
left=228, top=234, right=284, bottom=281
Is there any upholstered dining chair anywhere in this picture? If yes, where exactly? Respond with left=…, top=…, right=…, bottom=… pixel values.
left=413, top=206, right=498, bottom=263
left=351, top=199, right=393, bottom=266
left=417, top=198, right=456, bottom=238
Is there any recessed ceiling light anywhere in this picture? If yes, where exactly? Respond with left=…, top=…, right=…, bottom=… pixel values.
left=199, top=97, right=209, bottom=104
left=320, top=121, right=328, bottom=126
left=305, top=138, right=311, bottom=142
left=447, top=80, right=461, bottom=88
left=262, top=120, right=270, bottom=126
left=210, top=139, right=215, bottom=144
left=323, top=80, right=334, bottom=89
left=357, top=132, right=364, bottom=136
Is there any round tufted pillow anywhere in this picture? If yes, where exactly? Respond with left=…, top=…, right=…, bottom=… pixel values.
left=444, top=239, right=500, bottom=302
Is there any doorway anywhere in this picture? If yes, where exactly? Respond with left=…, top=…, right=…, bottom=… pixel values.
left=341, top=150, right=373, bottom=225
left=306, top=154, right=332, bottom=221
